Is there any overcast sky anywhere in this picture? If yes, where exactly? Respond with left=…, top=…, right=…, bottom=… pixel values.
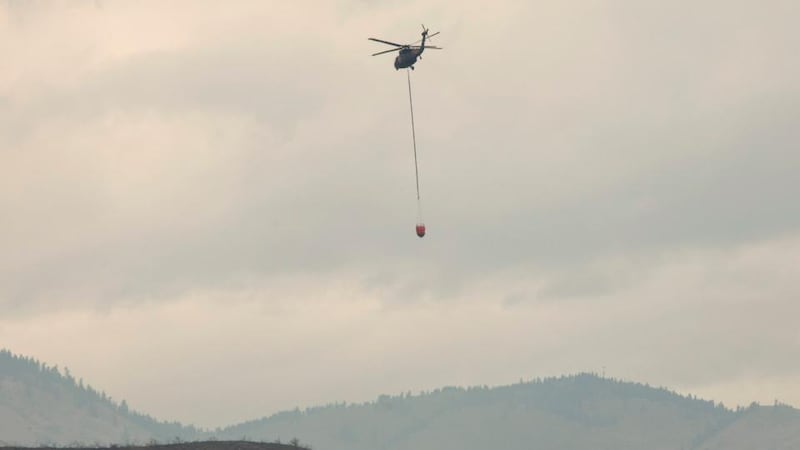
left=2, top=0, right=799, bottom=428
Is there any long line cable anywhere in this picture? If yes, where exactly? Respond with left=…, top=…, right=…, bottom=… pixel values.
left=406, top=69, right=421, bottom=202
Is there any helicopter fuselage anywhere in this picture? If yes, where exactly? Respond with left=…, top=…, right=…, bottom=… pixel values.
left=394, top=48, right=422, bottom=70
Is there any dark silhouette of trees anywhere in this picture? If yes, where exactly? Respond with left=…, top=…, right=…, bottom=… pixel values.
left=0, top=348, right=201, bottom=443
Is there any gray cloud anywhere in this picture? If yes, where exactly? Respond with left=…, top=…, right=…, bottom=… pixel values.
left=1, top=0, right=799, bottom=426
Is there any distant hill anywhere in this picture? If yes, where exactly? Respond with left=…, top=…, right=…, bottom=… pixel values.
left=696, top=404, right=800, bottom=450
left=0, top=349, right=199, bottom=446
left=215, top=374, right=800, bottom=450
left=3, top=348, right=800, bottom=449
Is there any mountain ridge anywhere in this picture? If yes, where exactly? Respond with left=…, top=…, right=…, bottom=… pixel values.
left=0, top=349, right=199, bottom=446
left=215, top=373, right=781, bottom=450
left=2, top=348, right=798, bottom=449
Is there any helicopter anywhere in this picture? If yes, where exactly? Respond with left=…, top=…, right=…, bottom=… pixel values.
left=369, top=25, right=442, bottom=70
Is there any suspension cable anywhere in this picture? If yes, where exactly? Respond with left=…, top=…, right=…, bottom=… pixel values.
left=406, top=69, right=421, bottom=201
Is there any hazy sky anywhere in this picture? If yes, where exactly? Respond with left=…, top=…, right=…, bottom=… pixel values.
left=2, top=0, right=799, bottom=428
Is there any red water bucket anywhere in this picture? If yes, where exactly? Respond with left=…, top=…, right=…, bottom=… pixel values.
left=415, top=223, right=426, bottom=238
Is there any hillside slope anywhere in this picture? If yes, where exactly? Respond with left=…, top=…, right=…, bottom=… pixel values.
left=4, top=348, right=800, bottom=449
left=0, top=350, right=198, bottom=445
left=218, top=375, right=693, bottom=450
left=216, top=374, right=800, bottom=450
left=696, top=404, right=800, bottom=450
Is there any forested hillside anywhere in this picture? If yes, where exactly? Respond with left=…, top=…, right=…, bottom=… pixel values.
left=696, top=404, right=800, bottom=450
left=3, top=348, right=799, bottom=449
left=0, top=349, right=198, bottom=445
left=216, top=374, right=800, bottom=450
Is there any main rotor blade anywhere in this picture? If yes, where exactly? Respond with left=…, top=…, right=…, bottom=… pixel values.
left=411, top=45, right=443, bottom=50
left=372, top=47, right=403, bottom=56
left=368, top=37, right=404, bottom=47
